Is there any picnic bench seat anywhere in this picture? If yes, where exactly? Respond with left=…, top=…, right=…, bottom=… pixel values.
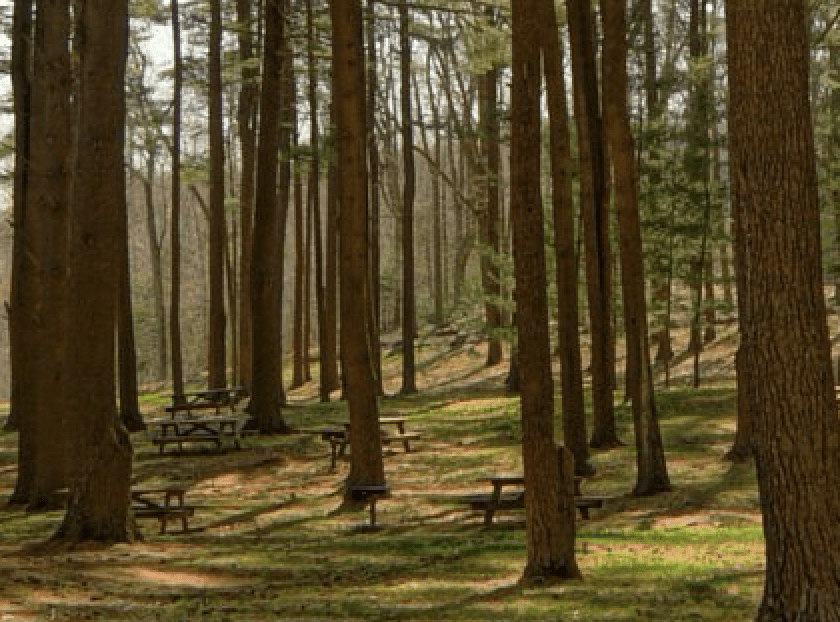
left=347, top=485, right=390, bottom=526
left=152, top=434, right=223, bottom=453
left=132, top=485, right=195, bottom=534
left=381, top=431, right=422, bottom=453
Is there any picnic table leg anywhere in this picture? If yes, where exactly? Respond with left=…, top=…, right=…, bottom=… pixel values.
left=330, top=440, right=338, bottom=471
left=402, top=438, right=411, bottom=453
left=369, top=498, right=377, bottom=526
left=578, top=506, right=590, bottom=520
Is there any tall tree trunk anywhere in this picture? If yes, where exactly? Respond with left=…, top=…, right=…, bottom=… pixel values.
left=141, top=161, right=168, bottom=381
left=307, top=0, right=332, bottom=401
left=117, top=185, right=144, bottom=432
left=602, top=0, right=670, bottom=496
left=13, top=0, right=72, bottom=507
left=237, top=0, right=257, bottom=391
left=567, top=0, right=620, bottom=448
left=479, top=57, right=503, bottom=367
left=399, top=0, right=417, bottom=395
left=293, top=160, right=306, bottom=389
left=541, top=0, right=592, bottom=476
left=728, top=1, right=840, bottom=618
left=170, top=0, right=185, bottom=403
left=325, top=96, right=340, bottom=393
left=207, top=0, right=227, bottom=390
left=330, top=0, right=385, bottom=494
left=512, top=0, right=580, bottom=580
left=247, top=0, right=290, bottom=434
left=54, top=0, right=133, bottom=543
left=366, top=0, right=384, bottom=394
left=6, top=0, right=32, bottom=461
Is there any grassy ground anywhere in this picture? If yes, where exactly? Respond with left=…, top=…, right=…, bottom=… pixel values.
left=0, top=341, right=764, bottom=621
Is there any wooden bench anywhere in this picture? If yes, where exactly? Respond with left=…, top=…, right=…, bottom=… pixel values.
left=381, top=431, right=422, bottom=453
left=347, top=485, right=390, bottom=526
left=152, top=434, right=223, bottom=454
left=132, top=486, right=195, bottom=534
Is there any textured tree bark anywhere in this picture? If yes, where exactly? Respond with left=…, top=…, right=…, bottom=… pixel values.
left=54, top=0, right=133, bottom=542
left=601, top=0, right=670, bottom=496
left=366, top=0, right=384, bottom=395
left=727, top=1, right=840, bottom=618
left=248, top=0, right=290, bottom=434
left=207, top=0, right=227, bottom=391
left=541, top=0, right=592, bottom=476
left=118, top=186, right=145, bottom=433
left=512, top=0, right=580, bottom=580
left=141, top=163, right=168, bottom=382
left=479, top=56, right=503, bottom=367
left=14, top=0, right=73, bottom=508
left=236, top=0, right=257, bottom=391
left=566, top=0, right=620, bottom=449
left=169, top=0, right=185, bottom=403
left=7, top=3, right=32, bottom=506
left=292, top=161, right=306, bottom=390
left=331, top=0, right=386, bottom=493
left=399, top=0, right=417, bottom=395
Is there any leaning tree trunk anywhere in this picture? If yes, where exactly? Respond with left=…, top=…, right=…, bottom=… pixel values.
left=727, top=0, right=840, bottom=618
left=541, top=0, right=592, bottom=476
left=601, top=0, right=670, bottom=496
left=54, top=0, right=134, bottom=543
left=567, top=0, right=620, bottom=449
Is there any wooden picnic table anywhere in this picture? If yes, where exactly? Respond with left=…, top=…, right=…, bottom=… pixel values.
left=146, top=414, right=246, bottom=454
left=301, top=418, right=422, bottom=470
left=462, top=473, right=604, bottom=524
left=164, top=386, right=247, bottom=418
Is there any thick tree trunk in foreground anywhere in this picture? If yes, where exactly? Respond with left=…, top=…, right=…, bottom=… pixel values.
left=14, top=0, right=73, bottom=508
left=330, top=0, right=385, bottom=493
left=512, top=0, right=580, bottom=580
left=54, top=0, right=133, bottom=543
left=727, top=1, right=840, bottom=618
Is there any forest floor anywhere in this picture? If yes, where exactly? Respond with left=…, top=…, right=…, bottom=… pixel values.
left=0, top=328, right=767, bottom=621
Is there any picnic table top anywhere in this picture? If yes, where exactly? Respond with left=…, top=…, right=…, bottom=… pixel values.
left=328, top=416, right=407, bottom=427
left=146, top=414, right=244, bottom=427
left=169, top=386, right=247, bottom=400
